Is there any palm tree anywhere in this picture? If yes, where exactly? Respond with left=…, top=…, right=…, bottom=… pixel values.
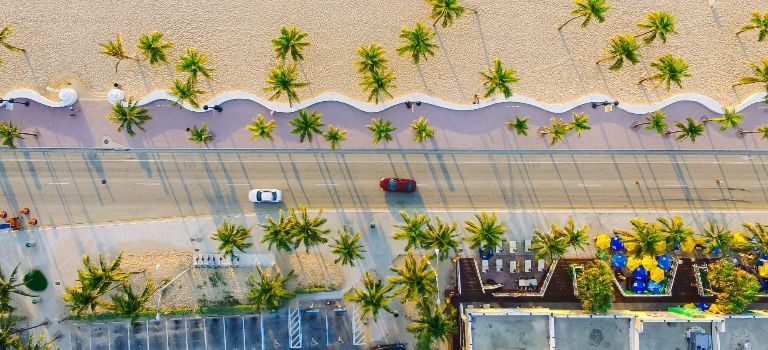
left=614, top=218, right=667, bottom=257
left=106, top=98, right=152, bottom=137
left=289, top=109, right=324, bottom=143
left=636, top=11, right=677, bottom=44
left=463, top=212, right=506, bottom=250
left=657, top=215, right=694, bottom=252
left=702, top=107, right=744, bottom=131
left=505, top=115, right=529, bottom=136
left=738, top=125, right=768, bottom=139
left=272, top=26, right=310, bottom=63
left=355, top=44, right=388, bottom=74
left=186, top=122, right=214, bottom=146
left=393, top=210, right=430, bottom=251
left=16, top=331, right=58, bottom=350
left=411, top=116, right=435, bottom=142
left=0, top=24, right=24, bottom=54
left=108, top=279, right=157, bottom=324
left=330, top=227, right=366, bottom=267
left=99, top=33, right=135, bottom=72
left=665, top=117, right=704, bottom=143
left=531, top=226, right=568, bottom=261
left=423, top=216, right=460, bottom=261
left=211, top=219, right=253, bottom=259
left=0, top=121, right=38, bottom=149
left=62, top=285, right=102, bottom=316
left=736, top=11, right=768, bottom=41
left=396, top=22, right=438, bottom=65
left=367, top=117, right=396, bottom=144
left=595, top=34, right=640, bottom=71
left=361, top=68, right=396, bottom=104
left=427, top=0, right=466, bottom=28
left=345, top=271, right=395, bottom=321
left=176, top=47, right=213, bottom=81
left=480, top=58, right=519, bottom=98
left=260, top=209, right=295, bottom=252
left=539, top=117, right=572, bottom=145
left=246, top=114, right=277, bottom=141
left=558, top=0, right=610, bottom=31
left=576, top=260, right=614, bottom=314
left=324, top=125, right=347, bottom=149
left=741, top=222, right=768, bottom=256
left=407, top=301, right=457, bottom=349
left=562, top=217, right=590, bottom=252
left=289, top=206, right=330, bottom=252
left=246, top=267, right=295, bottom=312
left=632, top=110, right=668, bottom=135
left=733, top=59, right=768, bottom=87
left=77, top=252, right=131, bottom=294
left=638, top=54, right=690, bottom=90
left=388, top=252, right=437, bottom=302
left=570, top=112, right=591, bottom=136
left=700, top=221, right=732, bottom=255
left=169, top=78, right=204, bottom=109
left=264, top=63, right=308, bottom=107
left=0, top=265, right=34, bottom=313
left=136, top=31, right=173, bottom=65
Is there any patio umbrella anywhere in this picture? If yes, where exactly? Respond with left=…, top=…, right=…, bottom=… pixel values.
left=624, top=242, right=638, bottom=254
left=680, top=237, right=696, bottom=252
left=759, top=264, right=768, bottom=278
left=759, top=278, right=768, bottom=292
left=654, top=240, right=667, bottom=254
left=479, top=245, right=494, bottom=260
left=695, top=302, right=710, bottom=311
left=657, top=254, right=672, bottom=271
left=633, top=265, right=648, bottom=280
left=611, top=253, right=627, bottom=268
left=632, top=279, right=647, bottom=294
left=58, top=88, right=78, bottom=106
left=647, top=280, right=663, bottom=294
left=596, top=234, right=611, bottom=250
left=610, top=236, right=624, bottom=251
left=641, top=255, right=656, bottom=271
left=106, top=88, right=125, bottom=105
left=627, top=256, right=641, bottom=271
left=650, top=266, right=665, bottom=283
left=710, top=246, right=721, bottom=255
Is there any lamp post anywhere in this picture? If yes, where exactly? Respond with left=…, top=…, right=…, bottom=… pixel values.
left=0, top=98, right=30, bottom=107
left=203, top=104, right=223, bottom=112
left=155, top=264, right=161, bottom=320
left=591, top=101, right=619, bottom=109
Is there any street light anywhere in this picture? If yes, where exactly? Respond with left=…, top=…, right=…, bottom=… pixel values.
left=155, top=264, right=161, bottom=320
left=203, top=104, right=223, bottom=112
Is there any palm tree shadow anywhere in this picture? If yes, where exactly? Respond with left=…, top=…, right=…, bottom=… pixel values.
left=734, top=35, right=752, bottom=61
left=557, top=31, right=586, bottom=89
left=134, top=62, right=152, bottom=94
left=708, top=3, right=722, bottom=29
left=22, top=51, right=42, bottom=89
left=415, top=64, right=431, bottom=92
left=595, top=65, right=614, bottom=95
left=433, top=27, right=465, bottom=100
left=298, top=61, right=314, bottom=95
left=473, top=11, right=491, bottom=67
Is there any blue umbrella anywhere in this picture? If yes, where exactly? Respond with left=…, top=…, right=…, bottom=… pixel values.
left=695, top=302, right=710, bottom=311
left=759, top=278, right=768, bottom=292
left=632, top=279, right=647, bottom=294
left=610, top=236, right=624, bottom=251
left=647, top=280, right=663, bottom=294
left=633, top=265, right=648, bottom=280
left=657, top=254, right=672, bottom=271
left=711, top=246, right=721, bottom=255
left=479, top=245, right=494, bottom=260
left=611, top=253, right=627, bottom=268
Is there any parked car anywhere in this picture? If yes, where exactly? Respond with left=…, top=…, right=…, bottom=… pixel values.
left=248, top=189, right=282, bottom=203
left=371, top=343, right=406, bottom=350
left=379, top=178, right=416, bottom=192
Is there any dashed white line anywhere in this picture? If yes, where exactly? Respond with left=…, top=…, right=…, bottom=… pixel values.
left=578, top=184, right=602, bottom=187
left=226, top=183, right=249, bottom=186
left=46, top=182, right=70, bottom=185
left=663, top=184, right=689, bottom=188
left=134, top=182, right=160, bottom=186
left=315, top=183, right=339, bottom=186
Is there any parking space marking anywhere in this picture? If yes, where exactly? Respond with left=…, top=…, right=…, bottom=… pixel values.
left=352, top=304, right=366, bottom=345
left=289, top=308, right=302, bottom=348
left=203, top=318, right=208, bottom=350
left=221, top=317, right=227, bottom=350
left=260, top=316, right=265, bottom=350
left=185, top=318, right=190, bottom=350
left=165, top=319, right=169, bottom=350
left=242, top=316, right=246, bottom=350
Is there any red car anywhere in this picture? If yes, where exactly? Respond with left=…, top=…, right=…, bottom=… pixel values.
left=380, top=178, right=417, bottom=192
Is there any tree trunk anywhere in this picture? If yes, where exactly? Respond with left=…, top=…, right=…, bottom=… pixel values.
left=432, top=14, right=444, bottom=28
left=596, top=55, right=615, bottom=65
left=632, top=121, right=650, bottom=129
left=558, top=15, right=584, bottom=31
left=637, top=76, right=655, bottom=85
left=634, top=29, right=654, bottom=38
left=11, top=318, right=49, bottom=335
left=731, top=82, right=756, bottom=87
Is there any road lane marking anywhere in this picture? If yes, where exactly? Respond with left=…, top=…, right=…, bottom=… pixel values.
left=46, top=182, right=70, bottom=185
left=315, top=183, right=339, bottom=186
left=663, top=184, right=689, bottom=188
left=135, top=182, right=160, bottom=186
left=226, top=183, right=249, bottom=186
left=578, top=184, right=602, bottom=187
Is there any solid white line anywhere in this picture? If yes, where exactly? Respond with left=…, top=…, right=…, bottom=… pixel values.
left=135, top=182, right=160, bottom=186
left=46, top=182, right=70, bottom=185
left=663, top=184, right=689, bottom=188
left=221, top=317, right=226, bottom=350
left=578, top=184, right=602, bottom=187
left=315, top=183, right=339, bottom=186
left=8, top=158, right=764, bottom=165
left=226, top=183, right=249, bottom=186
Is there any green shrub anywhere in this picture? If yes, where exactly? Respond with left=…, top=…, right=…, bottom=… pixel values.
left=23, top=269, right=48, bottom=291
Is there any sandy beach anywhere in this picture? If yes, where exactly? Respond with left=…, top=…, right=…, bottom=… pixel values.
left=0, top=1, right=766, bottom=106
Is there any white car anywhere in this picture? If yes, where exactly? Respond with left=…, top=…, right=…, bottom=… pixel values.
left=248, top=189, right=282, bottom=203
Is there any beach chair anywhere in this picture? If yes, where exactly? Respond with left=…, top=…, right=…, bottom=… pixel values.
left=496, top=241, right=504, bottom=253
left=481, top=259, right=489, bottom=272
left=509, top=240, right=518, bottom=254
left=538, top=259, right=545, bottom=272
left=510, top=260, right=518, bottom=273
left=525, top=239, right=532, bottom=252
left=525, top=259, right=532, bottom=272
left=496, top=259, right=503, bottom=272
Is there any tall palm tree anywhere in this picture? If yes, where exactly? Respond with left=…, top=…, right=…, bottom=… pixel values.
left=186, top=122, right=214, bottom=146
left=636, top=11, right=677, bottom=44
left=99, top=33, right=135, bottom=72
left=558, top=0, right=610, bottom=31
left=595, top=34, right=640, bottom=71
left=345, top=271, right=395, bottom=321
left=388, top=252, right=437, bottom=302
left=407, top=301, right=457, bottom=350
left=736, top=11, right=768, bottom=42
left=0, top=265, right=34, bottom=313
left=570, top=112, right=591, bottom=136
left=260, top=209, right=295, bottom=252
left=392, top=210, right=430, bottom=251
left=427, top=0, right=465, bottom=28
left=77, top=251, right=131, bottom=295
left=211, top=219, right=253, bottom=259
left=323, top=125, right=347, bottom=149
left=246, top=267, right=295, bottom=312
left=246, top=114, right=277, bottom=141
left=16, top=331, right=58, bottom=350
left=62, top=285, right=102, bottom=316
left=632, top=110, right=668, bottom=135
left=741, top=222, right=768, bottom=256
left=330, top=227, right=366, bottom=267
left=561, top=217, right=590, bottom=252
left=614, top=218, right=667, bottom=257
left=703, top=107, right=744, bottom=131
left=176, top=47, right=213, bottom=81
left=733, top=59, right=768, bottom=87
left=539, top=117, right=572, bottom=145
left=169, top=78, right=204, bottom=109
left=738, top=125, right=768, bottom=139
left=505, top=115, right=529, bottom=136
left=136, top=31, right=173, bottom=65
left=480, top=58, right=519, bottom=98
left=531, top=226, right=568, bottom=261
left=272, top=26, right=310, bottom=63
left=665, top=117, right=704, bottom=143
left=0, top=24, right=24, bottom=66
left=463, top=212, right=506, bottom=250
left=411, top=116, right=435, bottom=142
left=0, top=121, right=38, bottom=149
left=289, top=206, right=330, bottom=252
left=638, top=54, right=690, bottom=90
left=657, top=215, right=694, bottom=251
left=396, top=22, right=438, bottom=65
left=355, top=44, right=388, bottom=74
left=367, top=117, right=397, bottom=144
left=423, top=216, right=460, bottom=261
left=264, top=63, right=308, bottom=107
left=108, top=279, right=157, bottom=323
left=289, top=109, right=324, bottom=143
left=361, top=68, right=396, bottom=104
left=700, top=221, right=732, bottom=255
left=106, top=98, right=151, bottom=137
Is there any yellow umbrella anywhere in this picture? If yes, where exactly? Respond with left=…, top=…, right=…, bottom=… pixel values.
left=731, top=232, right=750, bottom=251
left=650, top=266, right=665, bottom=282
left=641, top=255, right=656, bottom=271
left=708, top=304, right=724, bottom=314
left=624, top=242, right=638, bottom=254
left=627, top=256, right=641, bottom=271
left=680, top=236, right=696, bottom=252
left=653, top=240, right=667, bottom=254
left=759, top=264, right=768, bottom=278
left=596, top=234, right=611, bottom=250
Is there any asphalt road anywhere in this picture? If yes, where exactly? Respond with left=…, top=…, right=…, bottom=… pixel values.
left=1, top=150, right=767, bottom=225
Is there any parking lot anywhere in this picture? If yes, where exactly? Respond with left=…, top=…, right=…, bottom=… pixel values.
left=70, top=301, right=363, bottom=350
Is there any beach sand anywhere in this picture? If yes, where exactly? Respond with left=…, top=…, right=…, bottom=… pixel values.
left=0, top=0, right=766, bottom=106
